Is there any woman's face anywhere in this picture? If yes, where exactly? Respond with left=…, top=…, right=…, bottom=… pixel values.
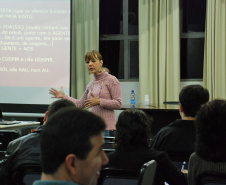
left=85, top=56, right=103, bottom=74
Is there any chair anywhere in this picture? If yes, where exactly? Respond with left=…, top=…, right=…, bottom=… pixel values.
left=104, top=136, right=115, bottom=153
left=137, top=160, right=157, bottom=185
left=98, top=160, right=157, bottom=185
left=196, top=172, right=226, bottom=185
left=12, top=163, right=42, bottom=185
left=97, top=168, right=140, bottom=185
left=0, top=130, right=20, bottom=155
left=0, top=107, right=3, bottom=119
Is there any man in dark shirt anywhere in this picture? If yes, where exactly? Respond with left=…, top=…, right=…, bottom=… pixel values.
left=151, top=85, right=209, bottom=161
left=0, top=99, right=75, bottom=185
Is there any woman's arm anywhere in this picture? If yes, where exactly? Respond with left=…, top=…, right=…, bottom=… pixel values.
left=64, top=89, right=89, bottom=108
left=49, top=86, right=89, bottom=108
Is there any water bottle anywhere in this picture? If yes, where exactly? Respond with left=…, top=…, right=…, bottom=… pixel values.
left=144, top=94, right=149, bottom=106
left=130, top=90, right=136, bottom=105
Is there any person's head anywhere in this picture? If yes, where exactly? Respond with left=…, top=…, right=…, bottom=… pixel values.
left=40, top=107, right=109, bottom=185
left=115, top=109, right=152, bottom=151
left=195, top=99, right=226, bottom=162
left=179, top=85, right=209, bottom=117
left=85, top=50, right=103, bottom=75
left=43, top=99, right=75, bottom=125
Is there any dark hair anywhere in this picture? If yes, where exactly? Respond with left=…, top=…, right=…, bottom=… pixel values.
left=179, top=85, right=209, bottom=117
left=41, top=107, right=106, bottom=174
left=85, top=50, right=102, bottom=62
left=115, top=109, right=152, bottom=151
left=195, top=99, right=226, bottom=162
left=47, top=99, right=75, bottom=117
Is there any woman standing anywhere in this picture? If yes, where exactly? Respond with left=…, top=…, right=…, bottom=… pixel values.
left=49, top=50, right=122, bottom=133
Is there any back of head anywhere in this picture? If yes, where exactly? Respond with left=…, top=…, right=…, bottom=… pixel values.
left=115, top=109, right=152, bottom=151
left=195, top=99, right=226, bottom=162
left=47, top=99, right=75, bottom=117
left=41, top=107, right=106, bottom=174
left=179, top=85, right=209, bottom=117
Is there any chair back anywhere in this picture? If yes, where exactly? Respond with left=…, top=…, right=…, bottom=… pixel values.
left=196, top=172, right=226, bottom=185
left=98, top=160, right=157, bottom=185
left=12, top=164, right=42, bottom=185
left=137, top=160, right=157, bottom=185
left=0, top=130, right=20, bottom=152
left=104, top=136, right=115, bottom=153
left=0, top=107, right=3, bottom=120
left=98, top=168, right=140, bottom=185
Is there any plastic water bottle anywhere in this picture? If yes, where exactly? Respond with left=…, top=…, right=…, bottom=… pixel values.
left=130, top=90, right=136, bottom=105
left=144, top=94, right=149, bottom=106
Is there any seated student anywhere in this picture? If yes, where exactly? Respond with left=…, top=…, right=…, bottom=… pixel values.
left=104, top=109, right=187, bottom=185
left=0, top=99, right=76, bottom=185
left=188, top=99, right=226, bottom=185
left=151, top=85, right=209, bottom=161
left=33, top=107, right=109, bottom=185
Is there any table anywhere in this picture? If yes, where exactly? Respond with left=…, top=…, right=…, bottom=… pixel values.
left=121, top=103, right=181, bottom=137
left=0, top=121, right=40, bottom=130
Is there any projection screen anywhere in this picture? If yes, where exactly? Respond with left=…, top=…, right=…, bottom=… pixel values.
left=0, top=0, right=71, bottom=114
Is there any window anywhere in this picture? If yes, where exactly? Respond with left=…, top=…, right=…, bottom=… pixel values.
left=180, top=0, right=206, bottom=80
left=99, top=0, right=139, bottom=81
left=99, top=0, right=206, bottom=80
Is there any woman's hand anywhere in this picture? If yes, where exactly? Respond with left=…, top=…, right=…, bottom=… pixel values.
left=85, top=93, right=100, bottom=108
left=49, top=86, right=66, bottom=98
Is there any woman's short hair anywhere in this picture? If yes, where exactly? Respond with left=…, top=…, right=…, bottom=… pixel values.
left=115, top=109, right=152, bottom=151
left=85, top=50, right=102, bottom=62
left=195, top=99, right=226, bottom=162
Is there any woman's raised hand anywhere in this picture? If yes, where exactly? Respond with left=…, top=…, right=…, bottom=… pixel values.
left=49, top=86, right=66, bottom=98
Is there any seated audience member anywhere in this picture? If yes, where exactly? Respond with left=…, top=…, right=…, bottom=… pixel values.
left=0, top=99, right=75, bottom=185
left=188, top=99, right=226, bottom=185
left=33, top=107, right=109, bottom=185
left=151, top=85, right=209, bottom=161
left=104, top=109, right=187, bottom=185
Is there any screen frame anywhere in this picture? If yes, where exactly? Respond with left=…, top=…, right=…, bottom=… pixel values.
left=0, top=0, right=72, bottom=115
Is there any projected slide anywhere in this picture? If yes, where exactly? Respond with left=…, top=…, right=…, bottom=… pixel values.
left=0, top=0, right=70, bottom=106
